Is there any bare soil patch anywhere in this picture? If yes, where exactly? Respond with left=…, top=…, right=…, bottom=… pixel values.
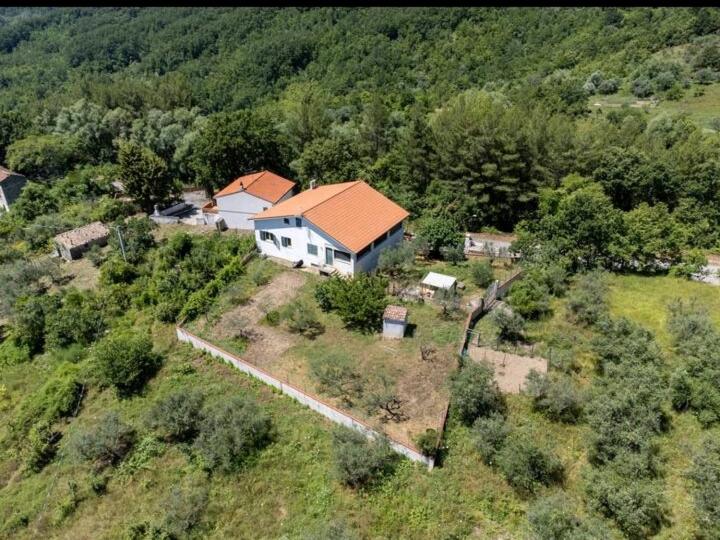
left=467, top=344, right=547, bottom=394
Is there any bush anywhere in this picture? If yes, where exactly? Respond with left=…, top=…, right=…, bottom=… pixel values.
left=147, top=389, right=204, bottom=443
left=70, top=411, right=136, bottom=470
left=415, top=216, right=463, bottom=259
left=585, top=469, right=667, bottom=539
left=314, top=274, right=388, bottom=333
left=470, top=260, right=494, bottom=288
left=413, top=429, right=439, bottom=457
left=85, top=244, right=107, bottom=268
left=489, top=308, right=525, bottom=344
left=161, top=483, right=209, bottom=538
left=193, top=396, right=272, bottom=473
left=282, top=299, right=324, bottom=338
left=332, top=427, right=396, bottom=489
left=309, top=350, right=364, bottom=406
left=528, top=492, right=610, bottom=540
left=94, top=331, right=162, bottom=397
left=442, top=243, right=466, bottom=265
left=507, top=276, right=551, bottom=319
left=451, top=362, right=505, bottom=425
left=22, top=421, right=62, bottom=473
left=687, top=436, right=720, bottom=536
left=525, top=371, right=584, bottom=424
left=496, top=428, right=564, bottom=494
left=597, top=78, right=619, bottom=94
left=472, top=412, right=510, bottom=465
left=99, top=257, right=137, bottom=286
left=565, top=271, right=608, bottom=326
left=377, top=243, right=415, bottom=279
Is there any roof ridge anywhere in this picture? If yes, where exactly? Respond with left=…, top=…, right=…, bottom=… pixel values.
left=296, top=181, right=360, bottom=217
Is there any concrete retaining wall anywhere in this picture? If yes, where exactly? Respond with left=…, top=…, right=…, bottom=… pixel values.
left=176, top=326, right=434, bottom=469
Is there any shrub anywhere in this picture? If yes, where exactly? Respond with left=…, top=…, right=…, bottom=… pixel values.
left=309, top=350, right=364, bottom=406
left=585, top=469, right=667, bottom=539
left=528, top=492, right=610, bottom=540
left=451, top=362, right=505, bottom=425
left=442, top=242, right=466, bottom=265
left=94, top=331, right=162, bottom=397
left=85, top=244, right=107, bottom=268
left=413, top=429, right=439, bottom=457
left=525, top=371, right=584, bottom=424
left=44, top=289, right=106, bottom=349
left=597, top=78, right=619, bottom=94
left=161, top=483, right=209, bottom=539
left=489, top=308, right=525, bottom=344
left=12, top=294, right=60, bottom=355
left=507, top=276, right=551, bottom=319
left=377, top=243, right=415, bottom=280
left=496, top=428, right=564, bottom=494
left=670, top=249, right=708, bottom=279
left=565, top=271, right=608, bottom=326
left=314, top=274, right=388, bottom=333
left=99, top=257, right=137, bottom=286
left=332, top=427, right=396, bottom=489
left=282, top=299, right=324, bottom=338
left=472, top=412, right=510, bottom=465
left=193, top=396, right=272, bottom=473
left=687, top=436, right=720, bottom=536
left=70, top=411, right=136, bottom=470
left=470, top=260, right=495, bottom=288
left=147, top=389, right=204, bottom=443
left=415, top=216, right=463, bottom=259
left=23, top=421, right=62, bottom=473
left=264, top=309, right=280, bottom=326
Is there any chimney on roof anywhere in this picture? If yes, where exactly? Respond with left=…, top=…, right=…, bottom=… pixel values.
left=309, top=180, right=316, bottom=190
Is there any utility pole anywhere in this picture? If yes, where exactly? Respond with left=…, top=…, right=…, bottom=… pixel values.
left=115, top=225, right=127, bottom=263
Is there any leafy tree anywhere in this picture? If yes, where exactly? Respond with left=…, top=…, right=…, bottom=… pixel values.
left=108, top=216, right=156, bottom=264
left=117, top=140, right=177, bottom=213
left=331, top=427, right=397, bottom=489
left=282, top=298, right=324, bottom=338
left=415, top=215, right=463, bottom=259
left=293, top=130, right=361, bottom=187
left=6, top=134, right=81, bottom=179
left=687, top=436, right=720, bottom=537
left=94, top=330, right=162, bottom=397
left=314, top=274, right=388, bottom=333
left=472, top=412, right=510, bottom=465
left=44, top=289, right=106, bottom=349
left=507, top=276, right=551, bottom=319
left=528, top=492, right=610, bottom=540
left=496, top=427, right=564, bottom=494
left=147, top=389, right=205, bottom=443
left=565, top=270, right=608, bottom=327
left=10, top=181, right=59, bottom=222
left=193, top=396, right=272, bottom=473
left=11, top=294, right=59, bottom=355
left=70, top=411, right=136, bottom=470
left=525, top=371, right=584, bottom=424
left=191, top=110, right=289, bottom=196
left=489, top=308, right=526, bottom=344
left=451, top=362, right=505, bottom=425
left=377, top=242, right=415, bottom=283
left=469, top=260, right=494, bottom=288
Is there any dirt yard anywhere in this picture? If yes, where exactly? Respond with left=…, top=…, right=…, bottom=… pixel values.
left=207, top=270, right=308, bottom=368
left=189, top=264, right=459, bottom=449
left=467, top=344, right=547, bottom=394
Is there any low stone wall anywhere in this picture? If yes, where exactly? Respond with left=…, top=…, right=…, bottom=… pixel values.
left=176, top=326, right=435, bottom=469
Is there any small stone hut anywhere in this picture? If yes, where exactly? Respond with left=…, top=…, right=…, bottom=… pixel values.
left=382, top=305, right=408, bottom=339
left=54, top=221, right=110, bottom=261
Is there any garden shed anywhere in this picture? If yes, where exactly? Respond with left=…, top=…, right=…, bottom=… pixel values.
left=382, top=305, right=408, bottom=339
left=420, top=272, right=457, bottom=298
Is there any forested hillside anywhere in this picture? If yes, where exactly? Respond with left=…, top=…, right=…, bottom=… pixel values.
left=2, top=7, right=720, bottom=540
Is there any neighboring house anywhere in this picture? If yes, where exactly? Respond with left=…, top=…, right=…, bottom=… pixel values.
left=53, top=221, right=110, bottom=261
left=464, top=231, right=519, bottom=259
left=0, top=166, right=27, bottom=212
left=252, top=180, right=409, bottom=276
left=203, top=170, right=297, bottom=230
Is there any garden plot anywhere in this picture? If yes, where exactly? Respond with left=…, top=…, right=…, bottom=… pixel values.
left=187, top=263, right=461, bottom=450
left=466, top=344, right=547, bottom=394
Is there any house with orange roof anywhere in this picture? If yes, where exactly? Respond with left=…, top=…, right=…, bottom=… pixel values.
left=0, top=166, right=27, bottom=213
left=251, top=180, right=409, bottom=276
left=203, top=170, right=297, bottom=230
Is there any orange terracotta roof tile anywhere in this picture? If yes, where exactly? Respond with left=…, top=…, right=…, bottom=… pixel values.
left=214, top=170, right=296, bottom=203
left=253, top=181, right=409, bottom=253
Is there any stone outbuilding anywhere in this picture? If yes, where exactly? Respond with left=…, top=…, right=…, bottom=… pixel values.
left=382, top=305, right=408, bottom=339
left=54, top=221, right=110, bottom=261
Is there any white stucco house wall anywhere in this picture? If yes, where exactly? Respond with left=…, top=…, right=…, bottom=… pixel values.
left=202, top=170, right=297, bottom=230
left=251, top=181, right=409, bottom=276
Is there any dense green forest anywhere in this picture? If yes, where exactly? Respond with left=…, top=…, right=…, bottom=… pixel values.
left=2, top=7, right=720, bottom=540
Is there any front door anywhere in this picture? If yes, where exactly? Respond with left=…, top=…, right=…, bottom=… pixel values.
left=325, top=247, right=334, bottom=265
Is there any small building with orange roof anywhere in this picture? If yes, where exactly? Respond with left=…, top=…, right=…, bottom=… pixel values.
left=251, top=180, right=409, bottom=276
left=205, top=170, right=297, bottom=230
